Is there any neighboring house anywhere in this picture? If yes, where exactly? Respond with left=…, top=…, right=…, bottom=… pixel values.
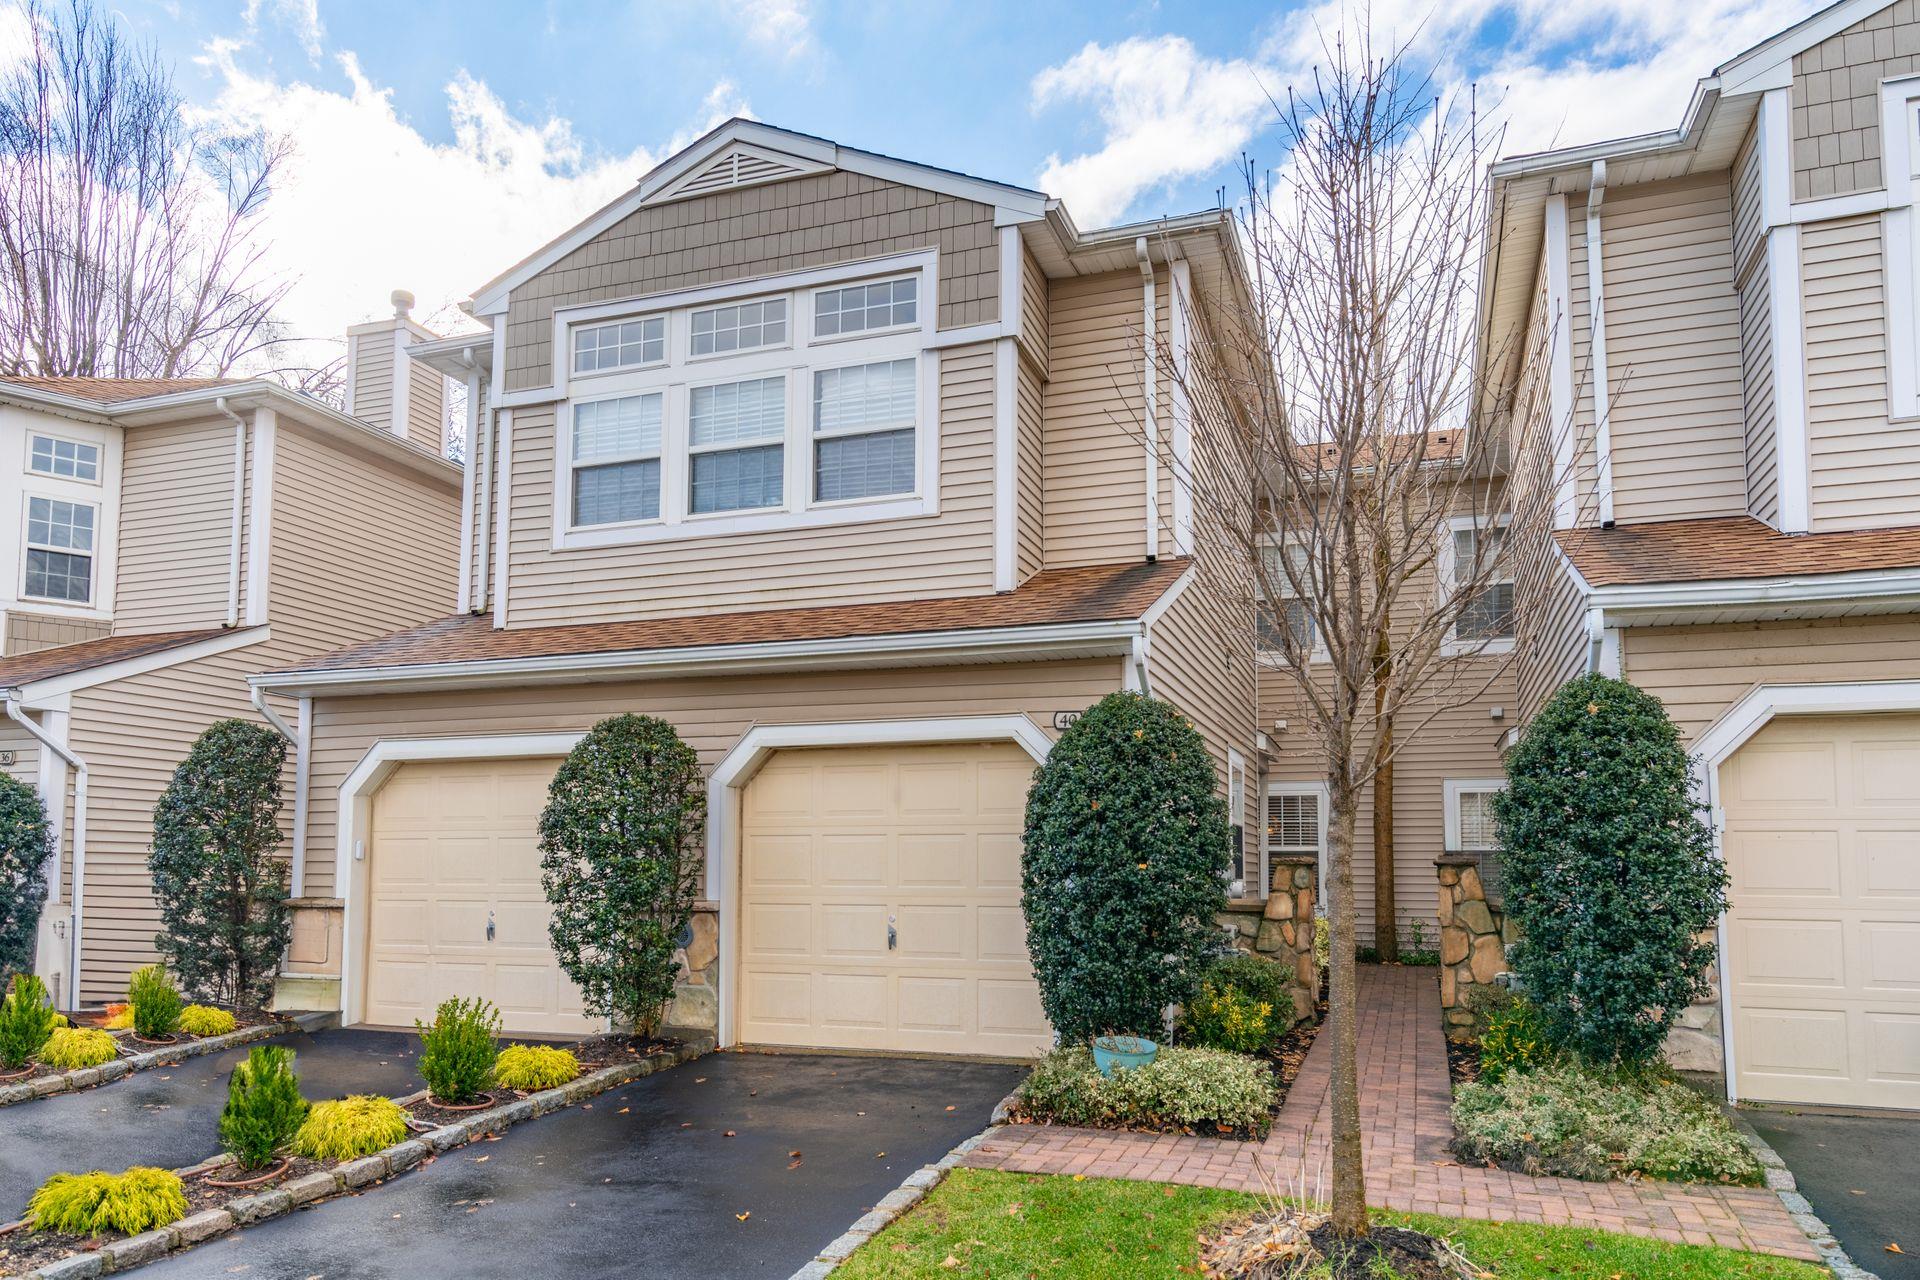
left=251, top=119, right=1262, bottom=1057
left=1477, top=0, right=1920, bottom=1112
left=0, top=309, right=463, bottom=1007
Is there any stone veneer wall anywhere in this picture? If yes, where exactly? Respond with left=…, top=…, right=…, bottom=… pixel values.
left=663, top=902, right=719, bottom=1035
left=1217, top=853, right=1321, bottom=1026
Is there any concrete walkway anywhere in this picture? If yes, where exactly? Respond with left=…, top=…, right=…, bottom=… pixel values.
left=0, top=1028, right=424, bottom=1218
left=964, top=966, right=1821, bottom=1262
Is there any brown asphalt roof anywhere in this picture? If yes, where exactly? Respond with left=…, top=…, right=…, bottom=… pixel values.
left=277, top=558, right=1191, bottom=676
left=0, top=376, right=240, bottom=404
left=0, top=628, right=234, bottom=689
left=1557, top=516, right=1920, bottom=587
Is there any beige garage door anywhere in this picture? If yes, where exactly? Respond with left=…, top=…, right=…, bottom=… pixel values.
left=1723, top=713, right=1920, bottom=1109
left=363, top=758, right=599, bottom=1037
left=737, top=741, right=1051, bottom=1057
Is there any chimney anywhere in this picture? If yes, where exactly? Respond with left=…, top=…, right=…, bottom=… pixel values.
left=345, top=289, right=448, bottom=454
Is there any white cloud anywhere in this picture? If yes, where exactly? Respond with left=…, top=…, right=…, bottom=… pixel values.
left=724, top=0, right=814, bottom=59
left=187, top=40, right=750, bottom=367
left=241, top=0, right=325, bottom=60
left=1031, top=0, right=1812, bottom=226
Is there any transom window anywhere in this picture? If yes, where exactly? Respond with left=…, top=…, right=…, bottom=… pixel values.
left=813, top=359, right=917, bottom=502
left=572, top=394, right=663, bottom=526
left=690, top=297, right=787, bottom=356
left=24, top=495, right=95, bottom=603
left=574, top=316, right=665, bottom=374
left=1448, top=519, right=1515, bottom=645
left=28, top=434, right=100, bottom=482
left=690, top=378, right=786, bottom=514
left=814, top=276, right=916, bottom=337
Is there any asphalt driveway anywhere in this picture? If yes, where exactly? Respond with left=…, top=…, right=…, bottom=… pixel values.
left=137, top=1050, right=1024, bottom=1280
left=0, top=1028, right=424, bottom=1219
left=1745, top=1106, right=1920, bottom=1279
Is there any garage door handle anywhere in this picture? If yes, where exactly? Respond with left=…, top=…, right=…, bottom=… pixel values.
left=887, top=917, right=897, bottom=951
left=486, top=911, right=495, bottom=943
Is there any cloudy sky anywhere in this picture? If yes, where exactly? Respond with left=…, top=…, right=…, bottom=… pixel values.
left=17, top=0, right=1820, bottom=356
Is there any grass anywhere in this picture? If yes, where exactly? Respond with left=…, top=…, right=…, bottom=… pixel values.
left=834, top=1168, right=1827, bottom=1280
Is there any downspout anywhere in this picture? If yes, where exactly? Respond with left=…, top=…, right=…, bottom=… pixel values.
left=1130, top=633, right=1153, bottom=696
left=1584, top=162, right=1616, bottom=528
left=215, top=397, right=247, bottom=627
left=1136, top=237, right=1159, bottom=562
left=473, top=394, right=495, bottom=617
left=7, top=696, right=87, bottom=1003
left=249, top=684, right=308, bottom=898
left=454, top=347, right=480, bottom=615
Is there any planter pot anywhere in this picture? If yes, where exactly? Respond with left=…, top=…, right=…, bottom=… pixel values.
left=1091, top=1035, right=1158, bottom=1076
left=425, top=1093, right=497, bottom=1111
left=205, top=1158, right=292, bottom=1189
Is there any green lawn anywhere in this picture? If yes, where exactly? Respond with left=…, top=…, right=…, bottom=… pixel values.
left=835, top=1168, right=1827, bottom=1280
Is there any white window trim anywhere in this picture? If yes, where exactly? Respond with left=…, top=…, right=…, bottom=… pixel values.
left=1443, top=778, right=1507, bottom=853
left=570, top=313, right=669, bottom=379
left=1226, top=749, right=1249, bottom=897
left=24, top=432, right=102, bottom=487
left=19, top=494, right=98, bottom=607
left=551, top=256, right=942, bottom=551
left=686, top=294, right=793, bottom=363
left=1256, top=537, right=1328, bottom=666
left=567, top=391, right=668, bottom=530
left=1878, top=74, right=1920, bottom=421
left=1265, top=779, right=1330, bottom=908
left=1440, top=513, right=1516, bottom=656
left=808, top=274, right=922, bottom=345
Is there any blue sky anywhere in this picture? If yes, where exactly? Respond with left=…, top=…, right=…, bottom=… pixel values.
left=29, top=0, right=1820, bottom=355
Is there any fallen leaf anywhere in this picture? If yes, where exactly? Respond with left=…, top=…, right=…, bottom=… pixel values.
left=681, top=1122, right=693, bottom=1128
left=945, top=1105, right=956, bottom=1112
left=695, top=1077, right=707, bottom=1083
left=1072, top=1175, right=1086, bottom=1182
left=1849, top=1189, right=1867, bottom=1196
left=790, top=1150, right=802, bottom=1158
left=736, top=1212, right=750, bottom=1222
left=1889, top=1243, right=1906, bottom=1255
left=472, top=1155, right=489, bottom=1163
left=617, top=1107, right=630, bottom=1115
left=724, top=1130, right=737, bottom=1138
left=875, top=1151, right=887, bottom=1158
left=940, top=1256, right=962, bottom=1269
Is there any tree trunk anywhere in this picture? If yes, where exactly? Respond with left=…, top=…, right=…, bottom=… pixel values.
left=1372, top=553, right=1397, bottom=962
left=1325, top=785, right=1369, bottom=1238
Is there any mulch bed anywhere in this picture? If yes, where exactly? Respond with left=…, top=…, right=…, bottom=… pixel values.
left=1445, top=1036, right=1481, bottom=1089
left=1263, top=970, right=1329, bottom=1114
left=0, top=1014, right=279, bottom=1091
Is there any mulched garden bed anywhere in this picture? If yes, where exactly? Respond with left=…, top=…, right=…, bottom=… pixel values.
left=0, top=1014, right=285, bottom=1094
left=1202, top=1208, right=1478, bottom=1280
left=1263, top=971, right=1329, bottom=1113
left=1445, top=1036, right=1481, bottom=1088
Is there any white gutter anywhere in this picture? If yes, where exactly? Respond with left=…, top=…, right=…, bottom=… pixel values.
left=6, top=697, right=87, bottom=1000
left=215, top=397, right=247, bottom=627
left=250, top=682, right=298, bottom=742
left=1584, top=162, right=1616, bottom=528
left=1136, top=237, right=1159, bottom=560
left=1584, top=564, right=1920, bottom=621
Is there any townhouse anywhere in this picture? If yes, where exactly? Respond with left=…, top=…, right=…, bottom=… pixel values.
left=251, top=120, right=1262, bottom=1057
left=1478, top=0, right=1920, bottom=1111
left=0, top=301, right=462, bottom=1007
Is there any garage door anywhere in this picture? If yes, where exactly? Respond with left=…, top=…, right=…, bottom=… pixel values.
left=1723, top=713, right=1920, bottom=1109
left=363, top=758, right=599, bottom=1037
left=737, top=741, right=1051, bottom=1057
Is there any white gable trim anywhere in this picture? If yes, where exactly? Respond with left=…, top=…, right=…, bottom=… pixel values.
left=1716, top=0, right=1898, bottom=96
left=647, top=140, right=831, bottom=206
left=469, top=120, right=1048, bottom=317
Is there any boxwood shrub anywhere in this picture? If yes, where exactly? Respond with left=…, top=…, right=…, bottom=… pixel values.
left=1451, top=1061, right=1762, bottom=1184
left=1016, top=1045, right=1277, bottom=1137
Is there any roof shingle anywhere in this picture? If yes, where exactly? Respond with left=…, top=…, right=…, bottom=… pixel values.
left=276, top=559, right=1190, bottom=676
left=0, top=376, right=239, bottom=404
left=1557, top=517, right=1920, bottom=587
left=0, top=629, right=234, bottom=689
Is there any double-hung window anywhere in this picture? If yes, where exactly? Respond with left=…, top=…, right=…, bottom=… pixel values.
left=572, top=394, right=663, bottom=526
left=1265, top=783, right=1327, bottom=901
left=689, top=377, right=786, bottom=514
left=28, top=434, right=100, bottom=482
left=1445, top=779, right=1508, bottom=905
left=1257, top=541, right=1318, bottom=657
left=24, top=496, right=95, bottom=603
left=813, top=359, right=917, bottom=502
left=1447, top=517, right=1515, bottom=650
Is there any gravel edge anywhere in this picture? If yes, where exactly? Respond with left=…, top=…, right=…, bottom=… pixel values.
left=0, top=1021, right=293, bottom=1110
left=1726, top=1107, right=1880, bottom=1280
left=22, top=1035, right=717, bottom=1278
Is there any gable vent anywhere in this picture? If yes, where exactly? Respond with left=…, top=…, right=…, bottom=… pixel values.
left=676, top=149, right=806, bottom=197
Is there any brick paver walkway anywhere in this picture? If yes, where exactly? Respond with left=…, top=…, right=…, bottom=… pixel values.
left=963, top=966, right=1819, bottom=1261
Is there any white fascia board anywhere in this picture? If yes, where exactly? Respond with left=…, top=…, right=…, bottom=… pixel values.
left=1589, top=565, right=1920, bottom=621
left=251, top=618, right=1147, bottom=697
left=13, top=626, right=270, bottom=706
left=1489, top=83, right=1720, bottom=182
left=1715, top=0, right=1893, bottom=95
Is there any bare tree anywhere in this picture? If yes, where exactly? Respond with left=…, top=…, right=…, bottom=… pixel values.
left=0, top=0, right=293, bottom=378
left=1159, top=34, right=1567, bottom=1242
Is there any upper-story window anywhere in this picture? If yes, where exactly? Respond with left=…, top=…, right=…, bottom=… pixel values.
left=690, top=298, right=787, bottom=357
left=1445, top=516, right=1515, bottom=652
left=28, top=433, right=100, bottom=483
left=814, top=277, right=916, bottom=338
left=553, top=254, right=937, bottom=549
left=23, top=495, right=95, bottom=603
left=1256, top=540, right=1319, bottom=658
left=573, top=316, right=665, bottom=374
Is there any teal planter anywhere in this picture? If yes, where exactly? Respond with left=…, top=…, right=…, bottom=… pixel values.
left=1091, top=1034, right=1157, bottom=1076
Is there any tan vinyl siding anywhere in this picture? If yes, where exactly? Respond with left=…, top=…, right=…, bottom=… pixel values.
left=1741, top=259, right=1781, bottom=524
left=1732, top=125, right=1767, bottom=280
left=296, top=659, right=1125, bottom=899
left=1800, top=214, right=1920, bottom=529
left=4, top=611, right=110, bottom=656
left=1148, top=576, right=1256, bottom=790
left=1624, top=614, right=1920, bottom=741
left=1567, top=213, right=1602, bottom=516
left=404, top=363, right=446, bottom=457
left=114, top=418, right=241, bottom=633
left=0, top=721, right=38, bottom=785
left=1043, top=270, right=1148, bottom=567
left=1518, top=552, right=1592, bottom=725
left=1790, top=3, right=1920, bottom=202
left=349, top=332, right=394, bottom=434
left=1601, top=173, right=1749, bottom=523
left=501, top=345, right=997, bottom=626
left=1019, top=243, right=1049, bottom=376
left=504, top=172, right=1000, bottom=392
left=1014, top=356, right=1046, bottom=583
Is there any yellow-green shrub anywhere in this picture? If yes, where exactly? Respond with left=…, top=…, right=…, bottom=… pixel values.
left=293, top=1095, right=410, bottom=1161
left=178, top=1005, right=237, bottom=1037
left=27, top=1167, right=187, bottom=1237
left=102, top=1004, right=131, bottom=1030
left=493, top=1043, right=581, bottom=1091
left=36, top=1027, right=119, bottom=1070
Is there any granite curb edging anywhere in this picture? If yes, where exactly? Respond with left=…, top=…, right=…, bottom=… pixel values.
left=0, top=1020, right=293, bottom=1110
left=786, top=1119, right=1004, bottom=1279
left=1727, top=1108, right=1880, bottom=1280
left=20, top=1035, right=716, bottom=1278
